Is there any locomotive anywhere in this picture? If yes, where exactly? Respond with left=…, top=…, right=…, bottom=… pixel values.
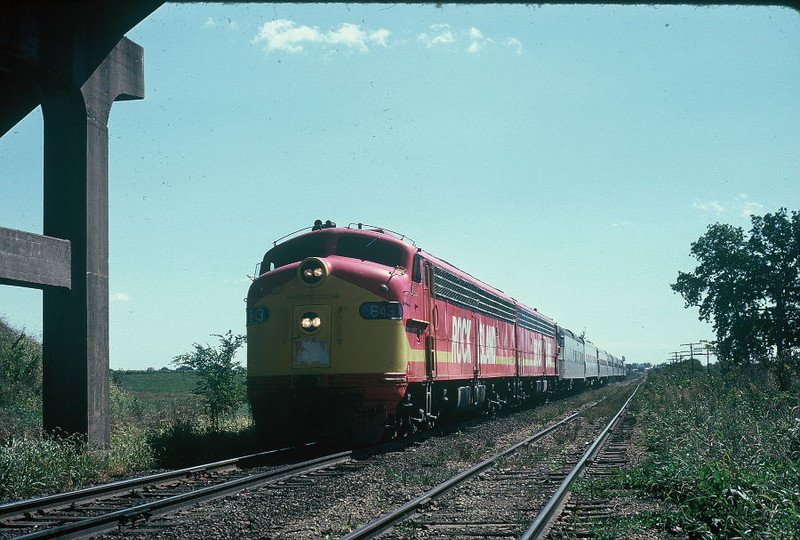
left=246, top=220, right=626, bottom=445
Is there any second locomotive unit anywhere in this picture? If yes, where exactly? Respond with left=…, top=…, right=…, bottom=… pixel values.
left=246, top=220, right=625, bottom=445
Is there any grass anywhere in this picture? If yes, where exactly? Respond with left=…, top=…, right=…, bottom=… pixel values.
left=592, top=363, right=800, bottom=539
left=112, top=369, right=200, bottom=399
left=1, top=383, right=255, bottom=501
left=1, top=352, right=254, bottom=502
left=384, top=434, right=491, bottom=486
left=148, top=412, right=259, bottom=468
left=586, top=510, right=687, bottom=540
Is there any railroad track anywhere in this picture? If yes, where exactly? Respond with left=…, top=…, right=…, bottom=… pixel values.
left=0, top=447, right=351, bottom=540
left=0, top=414, right=486, bottom=540
left=520, top=384, right=640, bottom=540
left=542, top=407, right=639, bottom=540
left=341, top=384, right=640, bottom=540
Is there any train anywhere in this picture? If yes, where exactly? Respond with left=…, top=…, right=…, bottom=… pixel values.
left=246, top=220, right=626, bottom=445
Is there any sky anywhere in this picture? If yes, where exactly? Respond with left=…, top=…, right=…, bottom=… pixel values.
left=1, top=3, right=799, bottom=370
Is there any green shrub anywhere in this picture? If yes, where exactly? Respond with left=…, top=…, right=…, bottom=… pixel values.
left=623, top=366, right=800, bottom=539
left=0, top=320, right=256, bottom=500
left=0, top=379, right=156, bottom=501
left=147, top=413, right=255, bottom=468
left=0, top=434, right=100, bottom=500
left=0, top=318, right=42, bottom=437
left=173, top=331, right=247, bottom=430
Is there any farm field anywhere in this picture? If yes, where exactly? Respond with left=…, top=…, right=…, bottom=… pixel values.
left=111, top=369, right=200, bottom=403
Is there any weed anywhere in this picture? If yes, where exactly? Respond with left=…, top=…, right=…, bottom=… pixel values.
left=611, top=366, right=800, bottom=539
left=0, top=434, right=100, bottom=500
left=0, top=320, right=260, bottom=501
left=587, top=509, right=688, bottom=540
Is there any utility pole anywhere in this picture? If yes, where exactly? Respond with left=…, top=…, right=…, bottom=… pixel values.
left=672, top=340, right=716, bottom=376
left=681, top=342, right=696, bottom=377
left=669, top=351, right=682, bottom=367
left=699, top=340, right=716, bottom=374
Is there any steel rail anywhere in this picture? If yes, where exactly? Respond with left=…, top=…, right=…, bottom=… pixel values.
left=519, top=383, right=641, bottom=540
left=8, top=450, right=352, bottom=540
left=340, top=402, right=600, bottom=540
left=0, top=446, right=293, bottom=522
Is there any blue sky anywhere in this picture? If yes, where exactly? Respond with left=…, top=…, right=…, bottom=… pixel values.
left=1, top=3, right=799, bottom=369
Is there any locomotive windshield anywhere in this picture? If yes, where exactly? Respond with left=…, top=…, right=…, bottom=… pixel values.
left=263, top=235, right=326, bottom=271
left=335, top=234, right=405, bottom=268
left=261, top=231, right=406, bottom=272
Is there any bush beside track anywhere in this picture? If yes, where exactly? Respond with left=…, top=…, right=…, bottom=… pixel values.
left=578, top=364, right=800, bottom=539
left=0, top=319, right=254, bottom=502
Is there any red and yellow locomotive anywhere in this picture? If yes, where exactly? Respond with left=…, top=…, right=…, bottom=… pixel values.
left=246, top=220, right=623, bottom=445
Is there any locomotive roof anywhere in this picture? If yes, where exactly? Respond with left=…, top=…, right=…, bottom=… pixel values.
left=263, top=221, right=622, bottom=359
left=269, top=222, right=556, bottom=325
left=271, top=222, right=417, bottom=249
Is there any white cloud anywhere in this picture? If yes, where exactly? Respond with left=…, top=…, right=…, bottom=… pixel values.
left=692, top=195, right=765, bottom=218
left=418, top=23, right=456, bottom=47
left=327, top=23, right=391, bottom=51
left=740, top=201, right=765, bottom=217
left=203, top=17, right=238, bottom=30
left=370, top=29, right=391, bottom=48
left=251, top=20, right=520, bottom=57
left=692, top=200, right=726, bottom=213
left=467, top=27, right=490, bottom=54
left=505, top=37, right=524, bottom=55
left=252, top=19, right=390, bottom=54
left=419, top=24, right=521, bottom=56
left=328, top=23, right=368, bottom=51
left=252, top=20, right=322, bottom=53
left=111, top=293, right=131, bottom=302
left=734, top=193, right=765, bottom=216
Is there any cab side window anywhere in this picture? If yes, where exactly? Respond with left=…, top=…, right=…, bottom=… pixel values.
left=412, top=254, right=424, bottom=283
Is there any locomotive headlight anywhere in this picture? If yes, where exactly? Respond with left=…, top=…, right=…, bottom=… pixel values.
left=299, top=258, right=327, bottom=285
left=300, top=311, right=322, bottom=332
left=306, top=267, right=323, bottom=278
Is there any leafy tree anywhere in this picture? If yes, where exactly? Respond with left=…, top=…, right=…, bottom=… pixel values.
left=0, top=318, right=42, bottom=409
left=672, top=208, right=800, bottom=388
left=173, top=331, right=246, bottom=430
left=749, top=210, right=800, bottom=362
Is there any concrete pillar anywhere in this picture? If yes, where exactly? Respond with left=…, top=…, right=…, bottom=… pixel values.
left=41, top=38, right=144, bottom=447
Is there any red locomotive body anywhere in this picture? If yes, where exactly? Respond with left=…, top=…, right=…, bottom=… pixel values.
left=246, top=221, right=620, bottom=446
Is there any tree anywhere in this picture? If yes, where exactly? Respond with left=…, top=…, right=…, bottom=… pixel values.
left=672, top=208, right=800, bottom=388
left=0, top=318, right=42, bottom=409
left=173, top=331, right=246, bottom=430
left=749, top=210, right=800, bottom=363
